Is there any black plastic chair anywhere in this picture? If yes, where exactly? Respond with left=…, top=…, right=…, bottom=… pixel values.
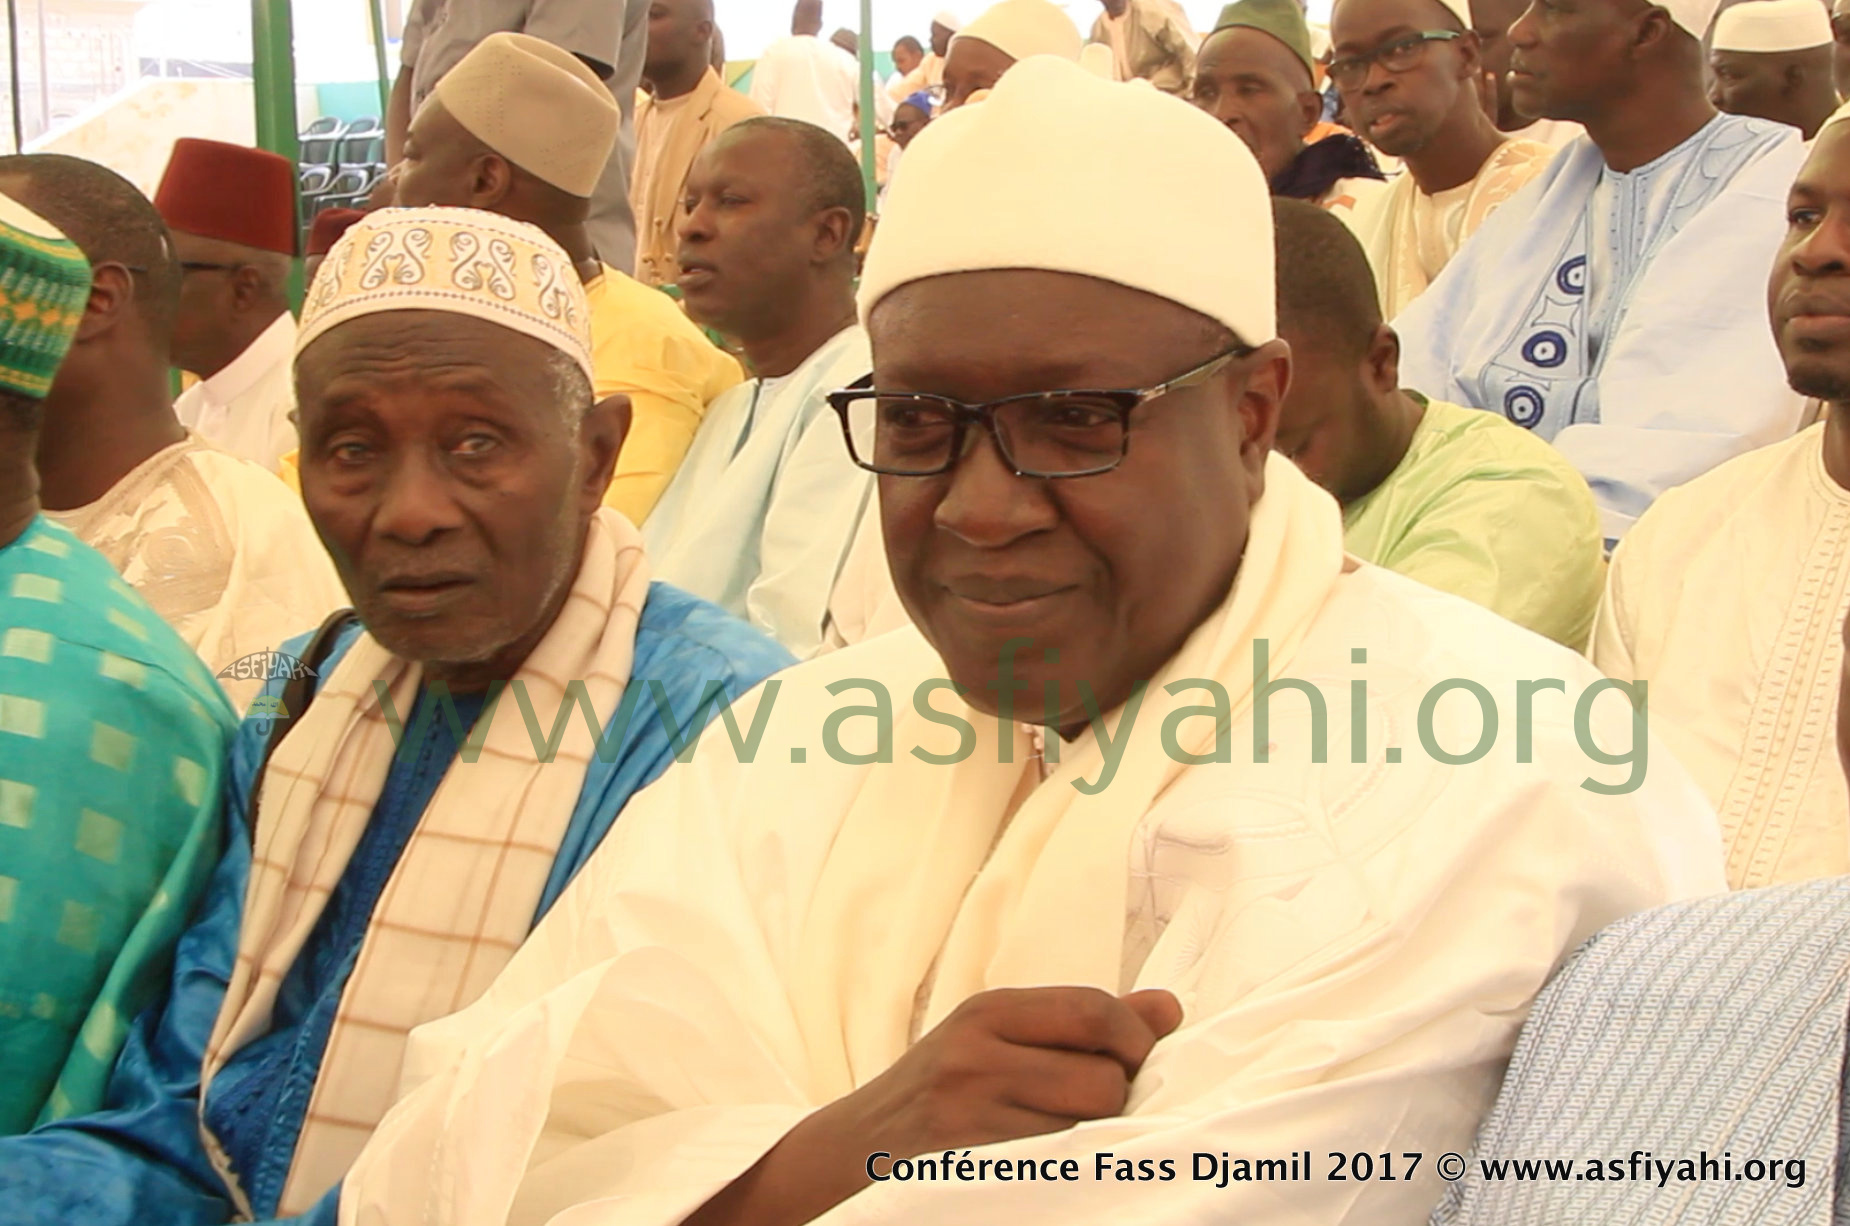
left=319, top=166, right=375, bottom=212
left=297, top=164, right=335, bottom=229
left=298, top=115, right=342, bottom=169
left=337, top=117, right=385, bottom=172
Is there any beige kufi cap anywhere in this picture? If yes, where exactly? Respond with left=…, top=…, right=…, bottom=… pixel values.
left=1712, top=0, right=1832, bottom=50
left=429, top=32, right=618, bottom=199
left=298, top=207, right=594, bottom=385
left=953, top=0, right=1084, bottom=62
left=860, top=56, right=1276, bottom=345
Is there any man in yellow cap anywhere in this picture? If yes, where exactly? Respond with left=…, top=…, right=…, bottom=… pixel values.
left=388, top=31, right=746, bottom=528
left=390, top=0, right=644, bottom=273
left=0, top=206, right=792, bottom=1225
left=334, top=57, right=1722, bottom=1226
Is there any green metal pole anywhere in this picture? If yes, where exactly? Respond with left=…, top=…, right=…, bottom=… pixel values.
left=858, top=0, right=876, bottom=213
left=366, top=0, right=390, bottom=118
left=251, top=0, right=303, bottom=305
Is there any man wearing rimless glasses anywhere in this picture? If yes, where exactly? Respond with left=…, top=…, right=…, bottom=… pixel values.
left=1329, top=0, right=1554, bottom=317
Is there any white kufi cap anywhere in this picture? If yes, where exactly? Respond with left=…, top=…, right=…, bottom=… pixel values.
left=1712, top=0, right=1832, bottom=50
left=428, top=32, right=619, bottom=199
left=952, top=0, right=1085, bottom=62
left=859, top=56, right=1276, bottom=345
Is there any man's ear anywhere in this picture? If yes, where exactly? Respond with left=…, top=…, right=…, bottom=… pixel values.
left=1362, top=322, right=1400, bottom=396
left=469, top=153, right=516, bottom=207
left=73, top=265, right=131, bottom=343
left=1630, top=5, right=1675, bottom=56
left=812, top=204, right=857, bottom=263
left=578, top=392, right=631, bottom=514
left=231, top=263, right=266, bottom=312
left=1456, top=29, right=1485, bottom=78
left=1296, top=88, right=1324, bottom=135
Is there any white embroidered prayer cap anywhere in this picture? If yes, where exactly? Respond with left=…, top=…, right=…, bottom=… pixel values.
left=953, top=0, right=1085, bottom=62
left=1712, top=0, right=1832, bottom=50
left=859, top=55, right=1277, bottom=345
left=426, top=32, right=619, bottom=199
left=297, top=207, right=595, bottom=386
left=933, top=8, right=965, bottom=31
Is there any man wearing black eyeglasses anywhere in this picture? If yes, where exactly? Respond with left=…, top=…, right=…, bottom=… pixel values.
left=332, top=55, right=1723, bottom=1226
left=1331, top=0, right=1553, bottom=316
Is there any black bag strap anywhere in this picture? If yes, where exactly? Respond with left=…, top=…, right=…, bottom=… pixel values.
left=244, top=607, right=362, bottom=847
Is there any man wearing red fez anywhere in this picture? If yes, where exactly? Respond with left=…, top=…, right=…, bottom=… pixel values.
left=155, top=138, right=300, bottom=473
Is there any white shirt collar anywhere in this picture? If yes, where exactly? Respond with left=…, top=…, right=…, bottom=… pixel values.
left=196, top=311, right=296, bottom=408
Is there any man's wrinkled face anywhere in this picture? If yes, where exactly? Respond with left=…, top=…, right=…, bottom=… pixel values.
left=676, top=127, right=822, bottom=338
left=1331, top=0, right=1477, bottom=158
left=1191, top=28, right=1319, bottom=181
left=392, top=103, right=479, bottom=209
left=942, top=36, right=1016, bottom=109
left=1506, top=0, right=1641, bottom=123
left=870, top=270, right=1287, bottom=731
left=1770, top=122, right=1850, bottom=403
left=295, top=312, right=615, bottom=682
left=1708, top=49, right=1791, bottom=123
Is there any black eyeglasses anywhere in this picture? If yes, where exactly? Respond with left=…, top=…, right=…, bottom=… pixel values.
left=826, top=345, right=1251, bottom=479
left=1328, top=30, right=1463, bottom=91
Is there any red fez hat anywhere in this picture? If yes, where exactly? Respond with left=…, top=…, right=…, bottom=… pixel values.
left=306, top=207, right=366, bottom=257
left=155, top=138, right=298, bottom=256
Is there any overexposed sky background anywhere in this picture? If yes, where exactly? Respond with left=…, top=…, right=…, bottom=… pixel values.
left=131, top=0, right=1334, bottom=85
left=709, top=1, right=1328, bottom=60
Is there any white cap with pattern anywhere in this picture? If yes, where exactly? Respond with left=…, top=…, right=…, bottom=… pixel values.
left=1712, top=0, right=1832, bottom=50
left=298, top=206, right=594, bottom=385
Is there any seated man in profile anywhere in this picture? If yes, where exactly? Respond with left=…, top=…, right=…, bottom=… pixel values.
left=1272, top=199, right=1604, bottom=649
left=337, top=59, right=1722, bottom=1226
left=0, top=207, right=791, bottom=1225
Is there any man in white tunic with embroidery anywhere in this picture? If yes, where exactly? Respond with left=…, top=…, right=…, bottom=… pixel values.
left=337, top=57, right=1725, bottom=1226
left=1392, top=0, right=1810, bottom=544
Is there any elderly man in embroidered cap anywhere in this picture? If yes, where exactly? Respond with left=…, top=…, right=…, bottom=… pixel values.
left=1585, top=103, right=1850, bottom=890
left=0, top=192, right=237, bottom=1138
left=942, top=0, right=1084, bottom=108
left=1392, top=0, right=1810, bottom=547
left=1710, top=0, right=1838, bottom=138
left=633, top=0, right=763, bottom=289
left=1331, top=0, right=1554, bottom=314
left=0, top=206, right=792, bottom=1225
left=1088, top=0, right=1199, bottom=93
left=389, top=32, right=745, bottom=528
left=154, top=139, right=300, bottom=471
left=331, top=58, right=1722, bottom=1226
left=0, top=154, right=345, bottom=713
left=1194, top=0, right=1390, bottom=215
